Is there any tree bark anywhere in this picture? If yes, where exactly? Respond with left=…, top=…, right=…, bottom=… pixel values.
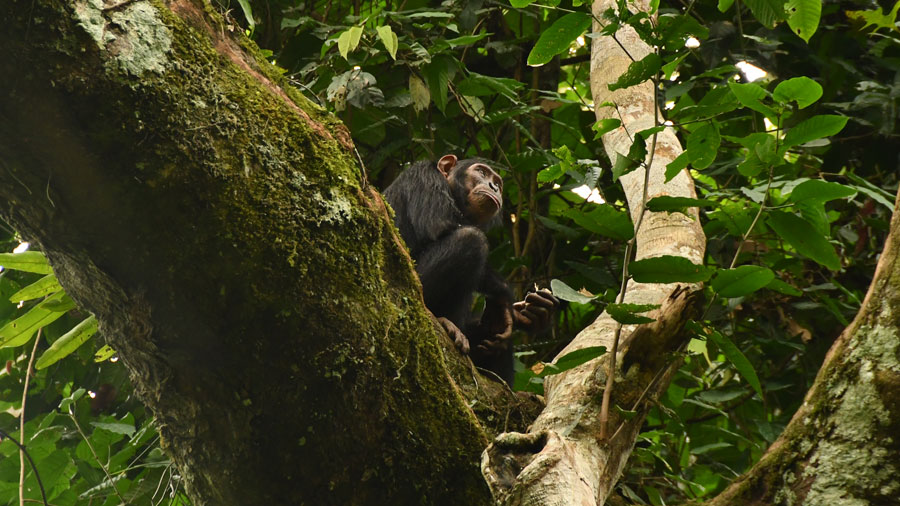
left=704, top=188, right=900, bottom=505
left=480, top=1, right=706, bottom=504
left=0, top=0, right=500, bottom=503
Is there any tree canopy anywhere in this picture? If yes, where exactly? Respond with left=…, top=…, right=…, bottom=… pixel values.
left=0, top=0, right=898, bottom=504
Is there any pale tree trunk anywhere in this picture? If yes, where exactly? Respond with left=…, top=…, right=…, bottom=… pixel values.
left=481, top=1, right=706, bottom=504
left=704, top=188, right=900, bottom=505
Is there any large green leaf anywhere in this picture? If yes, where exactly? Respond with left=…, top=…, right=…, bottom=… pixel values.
left=9, top=274, right=62, bottom=302
left=409, top=75, right=430, bottom=112
left=563, top=205, right=634, bottom=241
left=665, top=151, right=689, bottom=182
left=707, top=330, right=763, bottom=397
left=786, top=0, right=821, bottom=42
left=846, top=2, right=900, bottom=32
left=767, top=211, right=841, bottom=270
left=36, top=315, right=98, bottom=370
left=773, top=77, right=822, bottom=109
left=728, top=82, right=777, bottom=120
left=445, top=33, right=491, bottom=47
left=743, top=0, right=786, bottom=28
left=630, top=256, right=714, bottom=283
left=550, top=279, right=596, bottom=304
left=0, top=251, right=53, bottom=274
left=376, top=25, right=398, bottom=60
left=527, top=13, right=592, bottom=66
left=552, top=346, right=607, bottom=373
left=531, top=346, right=608, bottom=379
left=608, top=53, right=662, bottom=91
left=424, top=55, right=454, bottom=112
left=646, top=196, right=716, bottom=212
left=788, top=180, right=857, bottom=203
left=686, top=122, right=721, bottom=169
left=337, top=26, right=363, bottom=60
left=782, top=115, right=848, bottom=148
left=0, top=291, right=75, bottom=348
left=236, top=0, right=255, bottom=30
left=607, top=303, right=659, bottom=324
left=711, top=266, right=775, bottom=298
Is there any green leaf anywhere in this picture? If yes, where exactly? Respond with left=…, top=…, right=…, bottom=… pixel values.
left=0, top=251, right=53, bottom=274
left=661, top=53, right=689, bottom=80
left=0, top=291, right=74, bottom=348
left=409, top=75, right=430, bottom=113
left=657, top=15, right=709, bottom=51
left=766, top=278, right=803, bottom=296
left=773, top=77, right=822, bottom=109
left=59, top=388, right=86, bottom=412
left=9, top=274, right=62, bottom=302
left=686, top=122, right=721, bottom=169
left=788, top=180, right=857, bottom=203
left=563, top=205, right=634, bottom=241
left=456, top=73, right=524, bottom=98
left=459, top=95, right=485, bottom=121
left=593, top=118, right=621, bottom=138
left=94, top=344, right=117, bottom=362
left=338, top=26, right=363, bottom=60
left=376, top=25, right=398, bottom=60
left=553, top=346, right=607, bottom=372
left=236, top=0, right=255, bottom=30
left=607, top=303, right=659, bottom=324
left=536, top=346, right=608, bottom=378
left=90, top=420, right=135, bottom=437
left=36, top=315, right=98, bottom=370
left=646, top=196, right=716, bottom=212
left=785, top=0, right=821, bottom=42
left=446, top=33, right=491, bottom=47
left=706, top=330, right=763, bottom=397
left=711, top=266, right=775, bottom=298
left=846, top=2, right=900, bottom=32
left=630, top=256, right=714, bottom=283
left=425, top=55, right=455, bottom=113
left=608, top=53, right=662, bottom=91
left=665, top=151, right=689, bottom=182
left=510, top=0, right=535, bottom=6
left=728, top=82, right=777, bottom=120
left=846, top=172, right=896, bottom=209
left=782, top=115, right=848, bottom=148
left=549, top=279, right=596, bottom=304
left=718, top=0, right=735, bottom=11
left=537, top=164, right=565, bottom=183
left=767, top=211, right=841, bottom=270
left=743, top=0, right=786, bottom=28
left=527, top=13, right=592, bottom=67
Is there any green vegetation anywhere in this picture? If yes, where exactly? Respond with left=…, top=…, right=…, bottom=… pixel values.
left=0, top=0, right=897, bottom=503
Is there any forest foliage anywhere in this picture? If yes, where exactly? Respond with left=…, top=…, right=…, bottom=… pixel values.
left=0, top=0, right=898, bottom=504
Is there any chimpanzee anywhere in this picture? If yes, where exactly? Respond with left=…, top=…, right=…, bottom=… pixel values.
left=383, top=154, right=558, bottom=384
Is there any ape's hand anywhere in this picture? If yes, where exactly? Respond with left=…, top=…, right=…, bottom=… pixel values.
left=513, top=289, right=559, bottom=333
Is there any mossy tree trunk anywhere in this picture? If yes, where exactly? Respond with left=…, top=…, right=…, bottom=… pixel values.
left=0, top=0, right=495, bottom=504
left=703, top=189, right=900, bottom=505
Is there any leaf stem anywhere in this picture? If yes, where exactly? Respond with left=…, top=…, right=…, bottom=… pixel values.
left=20, top=329, right=41, bottom=506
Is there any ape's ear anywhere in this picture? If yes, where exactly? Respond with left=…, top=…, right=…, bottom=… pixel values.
left=437, top=154, right=458, bottom=179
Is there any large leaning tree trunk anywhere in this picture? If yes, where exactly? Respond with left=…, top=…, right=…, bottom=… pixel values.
left=481, top=0, right=706, bottom=504
left=0, top=0, right=525, bottom=504
left=700, top=188, right=900, bottom=504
